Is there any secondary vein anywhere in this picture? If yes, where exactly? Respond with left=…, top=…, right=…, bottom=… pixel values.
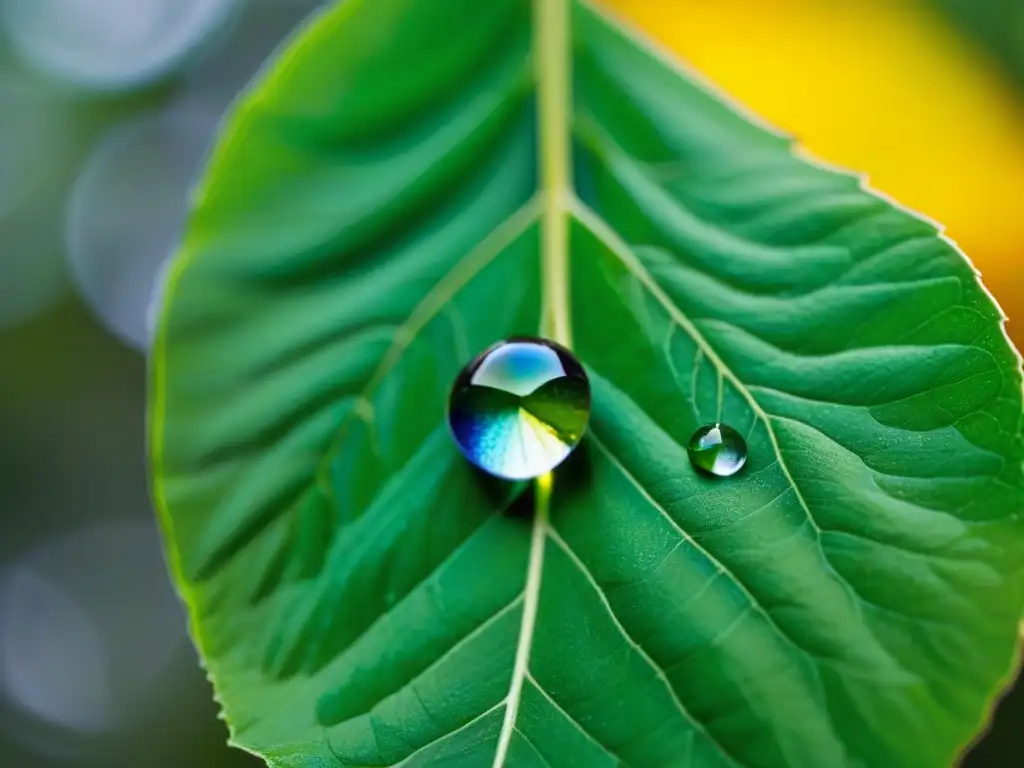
left=569, top=194, right=830, bottom=544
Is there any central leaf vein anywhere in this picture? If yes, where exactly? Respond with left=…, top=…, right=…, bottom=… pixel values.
left=495, top=0, right=573, bottom=764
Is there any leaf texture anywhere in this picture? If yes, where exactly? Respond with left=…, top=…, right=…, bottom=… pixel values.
left=150, top=0, right=1024, bottom=766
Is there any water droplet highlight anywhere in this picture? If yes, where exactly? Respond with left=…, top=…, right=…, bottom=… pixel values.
left=448, top=338, right=590, bottom=480
left=688, top=423, right=747, bottom=477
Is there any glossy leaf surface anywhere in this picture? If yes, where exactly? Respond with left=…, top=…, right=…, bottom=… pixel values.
left=150, top=1, right=1024, bottom=766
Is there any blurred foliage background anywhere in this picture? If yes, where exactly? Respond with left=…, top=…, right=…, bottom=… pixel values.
left=0, top=1, right=1019, bottom=766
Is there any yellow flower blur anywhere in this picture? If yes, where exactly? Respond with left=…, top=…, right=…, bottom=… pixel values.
left=606, top=0, right=1024, bottom=344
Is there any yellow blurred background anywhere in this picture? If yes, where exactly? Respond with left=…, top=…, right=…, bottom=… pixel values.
left=609, top=0, right=1024, bottom=346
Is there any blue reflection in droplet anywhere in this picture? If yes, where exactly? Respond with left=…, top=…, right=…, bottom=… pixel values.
left=448, top=338, right=591, bottom=480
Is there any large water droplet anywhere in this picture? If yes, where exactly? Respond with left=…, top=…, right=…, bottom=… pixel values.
left=688, top=423, right=747, bottom=477
left=448, top=338, right=590, bottom=480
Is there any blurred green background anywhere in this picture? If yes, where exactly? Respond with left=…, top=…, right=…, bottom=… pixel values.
left=0, top=1, right=1020, bottom=766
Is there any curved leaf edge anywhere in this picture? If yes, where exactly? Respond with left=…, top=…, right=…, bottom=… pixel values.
left=146, top=1, right=360, bottom=761
left=146, top=0, right=1024, bottom=763
left=579, top=15, right=1024, bottom=760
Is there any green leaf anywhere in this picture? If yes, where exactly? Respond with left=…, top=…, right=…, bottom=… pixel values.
left=149, top=0, right=1024, bottom=766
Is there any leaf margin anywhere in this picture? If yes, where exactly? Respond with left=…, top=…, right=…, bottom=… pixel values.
left=145, top=0, right=1024, bottom=764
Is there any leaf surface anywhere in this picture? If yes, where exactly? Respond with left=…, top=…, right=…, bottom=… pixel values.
left=150, top=1, right=1024, bottom=766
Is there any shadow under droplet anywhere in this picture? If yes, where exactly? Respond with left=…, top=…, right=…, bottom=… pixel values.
left=505, top=483, right=536, bottom=522
left=550, top=438, right=594, bottom=504
left=456, top=459, right=533, bottom=522
left=456, top=439, right=594, bottom=523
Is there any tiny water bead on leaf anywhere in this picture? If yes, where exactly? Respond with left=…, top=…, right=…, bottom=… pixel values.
left=688, top=423, right=748, bottom=477
left=447, top=338, right=591, bottom=480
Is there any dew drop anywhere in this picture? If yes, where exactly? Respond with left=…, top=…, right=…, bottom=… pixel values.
left=688, top=423, right=747, bottom=477
left=448, top=337, right=591, bottom=481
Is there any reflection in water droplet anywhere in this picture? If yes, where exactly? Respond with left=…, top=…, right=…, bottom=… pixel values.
left=448, top=338, right=591, bottom=480
left=688, top=423, right=747, bottom=477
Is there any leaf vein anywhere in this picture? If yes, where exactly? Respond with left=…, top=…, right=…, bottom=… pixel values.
left=590, top=436, right=824, bottom=673
left=545, top=525, right=744, bottom=768
left=524, top=671, right=625, bottom=766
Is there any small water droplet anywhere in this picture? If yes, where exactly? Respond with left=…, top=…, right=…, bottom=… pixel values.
left=688, top=423, right=747, bottom=477
left=448, top=337, right=591, bottom=480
